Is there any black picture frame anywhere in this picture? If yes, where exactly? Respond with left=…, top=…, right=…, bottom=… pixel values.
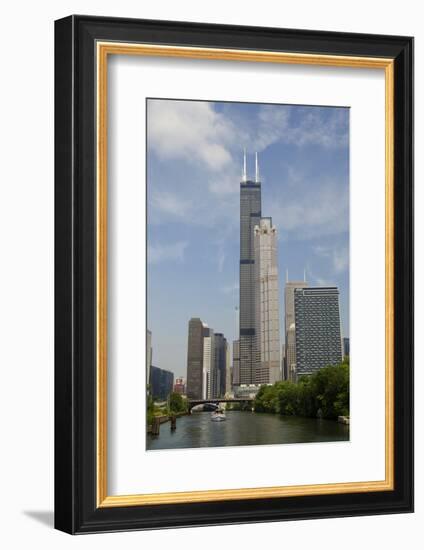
left=55, top=15, right=414, bottom=534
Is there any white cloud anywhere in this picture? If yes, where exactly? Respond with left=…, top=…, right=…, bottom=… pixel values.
left=270, top=174, right=349, bottom=240
left=313, top=243, right=349, bottom=273
left=248, top=105, right=291, bottom=152
left=287, top=107, right=348, bottom=149
left=148, top=100, right=349, bottom=241
left=333, top=246, right=349, bottom=272
left=148, top=241, right=188, bottom=265
left=232, top=104, right=348, bottom=153
left=208, top=169, right=241, bottom=196
left=304, top=264, right=336, bottom=287
left=150, top=190, right=191, bottom=218
left=148, top=101, right=348, bottom=179
left=147, top=100, right=235, bottom=171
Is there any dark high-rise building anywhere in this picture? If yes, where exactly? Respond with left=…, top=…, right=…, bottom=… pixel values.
left=212, top=333, right=228, bottom=398
left=239, top=151, right=261, bottom=384
left=343, top=337, right=350, bottom=357
left=232, top=339, right=240, bottom=386
left=281, top=344, right=286, bottom=380
left=150, top=366, right=174, bottom=400
left=294, top=287, right=343, bottom=378
left=186, top=317, right=208, bottom=399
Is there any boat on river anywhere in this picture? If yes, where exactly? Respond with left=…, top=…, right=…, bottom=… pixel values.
left=211, top=410, right=226, bottom=422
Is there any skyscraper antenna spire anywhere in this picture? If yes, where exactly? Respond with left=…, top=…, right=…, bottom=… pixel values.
left=304, top=268, right=306, bottom=282
left=286, top=269, right=289, bottom=283
left=242, top=148, right=247, bottom=182
left=255, top=151, right=260, bottom=182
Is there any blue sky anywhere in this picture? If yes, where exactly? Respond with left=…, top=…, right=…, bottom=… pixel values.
left=147, top=99, right=349, bottom=378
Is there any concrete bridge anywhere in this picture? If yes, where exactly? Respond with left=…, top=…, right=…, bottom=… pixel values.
left=188, top=398, right=253, bottom=412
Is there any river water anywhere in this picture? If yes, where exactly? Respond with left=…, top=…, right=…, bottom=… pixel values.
left=146, top=411, right=349, bottom=450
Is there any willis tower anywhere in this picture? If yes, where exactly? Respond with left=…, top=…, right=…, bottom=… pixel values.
left=239, top=150, right=261, bottom=384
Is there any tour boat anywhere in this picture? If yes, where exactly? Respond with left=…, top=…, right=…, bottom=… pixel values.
left=211, top=410, right=226, bottom=422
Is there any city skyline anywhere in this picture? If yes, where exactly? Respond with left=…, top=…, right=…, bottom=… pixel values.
left=147, top=99, right=349, bottom=378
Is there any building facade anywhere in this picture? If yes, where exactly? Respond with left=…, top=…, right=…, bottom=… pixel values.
left=212, top=333, right=228, bottom=398
left=150, top=366, right=174, bottom=401
left=281, top=344, right=286, bottom=380
left=254, top=217, right=281, bottom=384
left=294, top=287, right=343, bottom=377
left=173, top=377, right=186, bottom=395
left=225, top=345, right=232, bottom=396
left=239, top=152, right=262, bottom=385
left=284, top=279, right=308, bottom=381
left=186, top=317, right=208, bottom=399
left=202, top=328, right=214, bottom=399
left=232, top=339, right=240, bottom=386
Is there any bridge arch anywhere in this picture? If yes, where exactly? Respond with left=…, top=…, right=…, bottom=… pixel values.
left=188, top=398, right=253, bottom=412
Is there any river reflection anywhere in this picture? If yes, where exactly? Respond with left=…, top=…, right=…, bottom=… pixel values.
left=146, top=411, right=349, bottom=450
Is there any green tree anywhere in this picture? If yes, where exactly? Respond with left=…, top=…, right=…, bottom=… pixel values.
left=168, top=392, right=187, bottom=413
left=277, top=381, right=303, bottom=416
left=146, top=384, right=155, bottom=425
left=309, top=362, right=349, bottom=419
left=253, top=361, right=349, bottom=420
left=254, top=383, right=281, bottom=413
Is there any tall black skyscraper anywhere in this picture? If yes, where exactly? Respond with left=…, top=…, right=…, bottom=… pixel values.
left=186, top=317, right=207, bottom=399
left=212, top=333, right=228, bottom=398
left=239, top=151, right=261, bottom=384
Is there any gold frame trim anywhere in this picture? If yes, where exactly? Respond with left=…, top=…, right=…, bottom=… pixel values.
left=96, top=42, right=395, bottom=508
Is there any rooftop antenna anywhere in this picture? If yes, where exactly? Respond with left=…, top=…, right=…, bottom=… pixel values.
left=304, top=268, right=307, bottom=282
left=286, top=269, right=289, bottom=283
left=255, top=152, right=260, bottom=182
left=242, top=148, right=247, bottom=182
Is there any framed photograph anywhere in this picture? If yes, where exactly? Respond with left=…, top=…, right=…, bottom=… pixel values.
left=54, top=15, right=413, bottom=533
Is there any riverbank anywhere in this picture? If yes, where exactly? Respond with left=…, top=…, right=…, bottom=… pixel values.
left=147, top=410, right=188, bottom=434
